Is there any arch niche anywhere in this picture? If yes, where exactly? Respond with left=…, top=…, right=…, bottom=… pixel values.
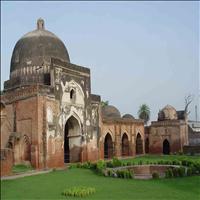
left=145, top=138, right=149, bottom=154
left=23, top=135, right=31, bottom=161
left=163, top=139, right=170, bottom=155
left=104, top=133, right=113, bottom=159
left=136, top=133, right=143, bottom=155
left=121, top=133, right=129, bottom=157
left=64, top=116, right=82, bottom=163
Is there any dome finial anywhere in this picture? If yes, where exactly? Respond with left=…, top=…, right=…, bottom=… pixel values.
left=37, top=18, right=45, bottom=30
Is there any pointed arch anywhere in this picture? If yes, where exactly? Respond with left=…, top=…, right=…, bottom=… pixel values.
left=23, top=135, right=31, bottom=161
left=121, top=133, right=129, bottom=157
left=104, top=133, right=113, bottom=159
left=64, top=115, right=81, bottom=163
left=145, top=138, right=149, bottom=154
left=136, top=133, right=143, bottom=155
left=163, top=139, right=170, bottom=155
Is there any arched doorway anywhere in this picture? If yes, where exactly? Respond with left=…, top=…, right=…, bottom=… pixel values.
left=23, top=135, right=31, bottom=161
left=64, top=116, right=81, bottom=163
left=136, top=133, right=143, bottom=154
left=163, top=139, right=170, bottom=155
left=122, top=133, right=129, bottom=157
left=145, top=138, right=149, bottom=154
left=104, top=133, right=113, bottom=159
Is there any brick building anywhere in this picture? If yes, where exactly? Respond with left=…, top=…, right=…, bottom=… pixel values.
left=0, top=19, right=145, bottom=176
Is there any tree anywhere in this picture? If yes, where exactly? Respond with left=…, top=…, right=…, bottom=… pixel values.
left=138, top=104, right=150, bottom=125
left=184, top=94, right=194, bottom=117
left=101, top=100, right=109, bottom=107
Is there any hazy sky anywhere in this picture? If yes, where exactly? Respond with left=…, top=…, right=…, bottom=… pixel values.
left=1, top=1, right=199, bottom=121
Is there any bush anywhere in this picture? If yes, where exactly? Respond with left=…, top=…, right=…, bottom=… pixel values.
left=68, top=163, right=77, bottom=169
left=172, top=167, right=179, bottom=177
left=187, top=167, right=193, bottom=176
left=96, top=160, right=106, bottom=174
left=62, top=186, right=96, bottom=197
left=116, top=169, right=132, bottom=179
left=106, top=161, right=113, bottom=168
left=172, top=160, right=180, bottom=166
left=138, top=160, right=143, bottom=165
left=178, top=151, right=183, bottom=155
left=152, top=172, right=159, bottom=179
left=178, top=167, right=186, bottom=177
left=90, top=162, right=97, bottom=170
left=165, top=168, right=173, bottom=178
left=112, top=157, right=122, bottom=167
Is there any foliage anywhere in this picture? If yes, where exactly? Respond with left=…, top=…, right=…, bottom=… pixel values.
left=152, top=172, right=159, bottom=179
left=12, top=164, right=33, bottom=174
left=137, top=104, right=150, bottom=125
left=165, top=168, right=173, bottom=178
left=96, top=160, right=106, bottom=174
left=115, top=169, right=133, bottom=179
left=112, top=157, right=122, bottom=167
left=178, top=167, right=186, bottom=177
left=62, top=186, right=96, bottom=197
left=101, top=100, right=109, bottom=107
left=187, top=167, right=193, bottom=176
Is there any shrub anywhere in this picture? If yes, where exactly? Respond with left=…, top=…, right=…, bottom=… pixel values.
left=178, top=167, right=186, bottom=177
left=80, top=162, right=91, bottom=169
left=165, top=168, right=173, bottom=178
left=112, top=157, right=122, bottom=167
left=116, top=169, right=132, bottom=179
left=187, top=167, right=193, bottom=176
left=178, top=151, right=183, bottom=155
left=96, top=160, right=106, bottom=174
left=172, top=167, right=179, bottom=177
left=126, top=162, right=132, bottom=166
left=106, top=161, right=113, bottom=168
left=172, top=160, right=180, bottom=166
left=138, top=160, right=143, bottom=165
left=152, top=172, right=159, bottom=179
left=68, top=163, right=77, bottom=169
left=90, top=162, right=97, bottom=170
left=62, top=186, right=96, bottom=197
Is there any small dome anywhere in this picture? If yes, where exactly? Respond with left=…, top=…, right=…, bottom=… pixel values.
left=158, top=105, right=177, bottom=121
left=101, top=105, right=121, bottom=119
left=122, top=114, right=135, bottom=119
left=10, top=18, right=70, bottom=73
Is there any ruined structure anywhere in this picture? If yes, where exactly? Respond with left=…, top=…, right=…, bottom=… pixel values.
left=147, top=105, right=189, bottom=154
left=0, top=19, right=145, bottom=176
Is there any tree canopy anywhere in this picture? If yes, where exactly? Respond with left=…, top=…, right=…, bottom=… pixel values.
left=138, top=104, right=150, bottom=125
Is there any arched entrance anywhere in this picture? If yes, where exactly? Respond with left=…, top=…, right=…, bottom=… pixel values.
left=64, top=116, right=81, bottom=163
left=145, top=138, right=149, bottom=154
left=122, top=133, right=129, bottom=157
left=163, top=139, right=170, bottom=155
left=136, top=133, right=143, bottom=154
left=104, top=133, right=113, bottom=159
left=23, top=135, right=31, bottom=161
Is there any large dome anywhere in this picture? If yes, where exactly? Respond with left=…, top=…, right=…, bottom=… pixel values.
left=158, top=105, right=178, bottom=121
left=10, top=18, right=70, bottom=73
left=101, top=105, right=121, bottom=119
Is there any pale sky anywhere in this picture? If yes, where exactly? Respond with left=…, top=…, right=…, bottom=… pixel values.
left=1, top=1, right=199, bottom=121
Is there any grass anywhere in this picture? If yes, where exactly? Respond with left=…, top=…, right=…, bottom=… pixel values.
left=12, top=164, right=33, bottom=174
left=1, top=155, right=200, bottom=200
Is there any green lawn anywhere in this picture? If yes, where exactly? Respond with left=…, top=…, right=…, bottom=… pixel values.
left=1, top=155, right=200, bottom=200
